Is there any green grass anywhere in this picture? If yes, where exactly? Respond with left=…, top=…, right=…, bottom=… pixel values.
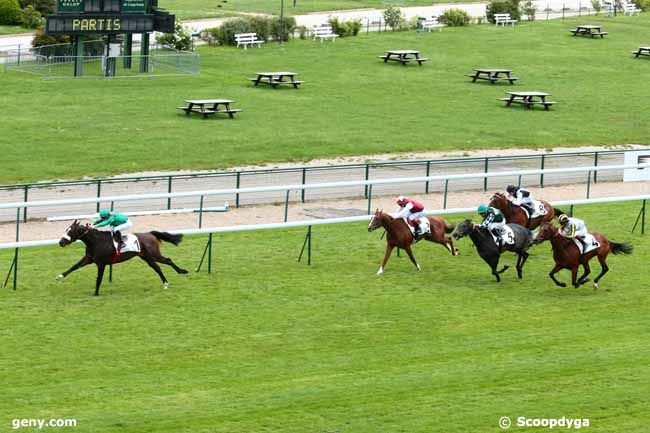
left=161, top=0, right=441, bottom=20
left=1, top=202, right=648, bottom=432
left=0, top=24, right=31, bottom=35
left=3, top=16, right=650, bottom=184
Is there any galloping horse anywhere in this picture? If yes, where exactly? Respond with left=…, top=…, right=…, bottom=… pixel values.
left=534, top=223, right=633, bottom=289
left=367, top=210, right=458, bottom=275
left=57, top=220, right=189, bottom=295
left=489, top=192, right=559, bottom=230
left=453, top=219, right=534, bottom=282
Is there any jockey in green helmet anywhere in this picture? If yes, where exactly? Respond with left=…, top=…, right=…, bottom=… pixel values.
left=93, top=209, right=132, bottom=253
left=477, top=204, right=506, bottom=247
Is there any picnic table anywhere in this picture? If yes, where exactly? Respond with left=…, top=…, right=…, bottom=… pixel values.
left=249, top=72, right=303, bottom=88
left=467, top=68, right=518, bottom=84
left=633, top=46, right=650, bottom=58
left=570, top=25, right=608, bottom=38
left=498, top=91, right=556, bottom=111
left=177, top=99, right=242, bottom=119
left=378, top=50, right=429, bottom=66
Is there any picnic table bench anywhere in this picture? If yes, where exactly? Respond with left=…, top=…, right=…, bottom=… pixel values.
left=467, top=68, right=518, bottom=84
left=419, top=17, right=445, bottom=32
left=177, top=99, right=242, bottom=119
left=249, top=72, right=303, bottom=88
left=312, top=25, right=339, bottom=42
left=570, top=25, right=608, bottom=38
left=623, top=3, right=642, bottom=15
left=498, top=91, right=556, bottom=111
left=378, top=50, right=429, bottom=66
left=632, top=46, right=650, bottom=58
left=235, top=33, right=265, bottom=49
left=494, top=13, right=517, bottom=26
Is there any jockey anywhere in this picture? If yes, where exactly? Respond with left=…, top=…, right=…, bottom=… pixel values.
left=558, top=214, right=588, bottom=256
left=506, top=184, right=535, bottom=216
left=394, top=195, right=426, bottom=237
left=93, top=209, right=133, bottom=253
left=477, top=204, right=506, bottom=247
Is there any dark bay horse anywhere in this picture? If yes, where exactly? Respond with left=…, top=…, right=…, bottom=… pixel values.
left=453, top=219, right=534, bottom=282
left=489, top=192, right=560, bottom=230
left=534, top=223, right=632, bottom=289
left=367, top=210, right=458, bottom=275
left=57, top=220, right=189, bottom=295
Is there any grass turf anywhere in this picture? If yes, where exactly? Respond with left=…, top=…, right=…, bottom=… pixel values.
left=2, top=16, right=650, bottom=183
left=0, top=24, right=32, bottom=35
left=0, top=201, right=648, bottom=432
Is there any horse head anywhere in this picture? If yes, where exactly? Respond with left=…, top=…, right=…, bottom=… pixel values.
left=368, top=209, right=388, bottom=232
left=489, top=192, right=508, bottom=210
left=59, top=220, right=90, bottom=247
left=452, top=219, right=476, bottom=240
left=533, top=223, right=557, bottom=245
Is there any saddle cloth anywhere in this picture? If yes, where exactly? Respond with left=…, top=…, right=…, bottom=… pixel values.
left=491, top=225, right=516, bottom=246
left=523, top=200, right=547, bottom=218
left=574, top=233, right=600, bottom=254
left=113, top=233, right=141, bottom=254
left=404, top=217, right=431, bottom=236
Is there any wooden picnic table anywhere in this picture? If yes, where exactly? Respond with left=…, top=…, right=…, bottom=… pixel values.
left=498, top=91, right=557, bottom=111
left=633, top=46, right=650, bottom=58
left=378, top=50, right=429, bottom=66
left=570, top=24, right=607, bottom=38
left=250, top=71, right=304, bottom=88
left=467, top=68, right=518, bottom=84
left=177, top=99, right=242, bottom=119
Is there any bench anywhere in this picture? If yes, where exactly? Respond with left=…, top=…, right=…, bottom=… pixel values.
left=623, top=2, right=642, bottom=14
left=467, top=74, right=519, bottom=84
left=420, top=17, right=445, bottom=31
left=498, top=98, right=557, bottom=110
left=570, top=30, right=608, bottom=38
left=633, top=46, right=650, bottom=57
left=312, top=25, right=339, bottom=42
left=248, top=78, right=304, bottom=88
left=494, top=13, right=517, bottom=26
left=378, top=55, right=429, bottom=65
left=235, top=33, right=264, bottom=49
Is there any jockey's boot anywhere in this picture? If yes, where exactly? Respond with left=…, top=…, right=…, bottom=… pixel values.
left=113, top=231, right=122, bottom=254
left=578, top=238, right=588, bottom=263
left=413, top=223, right=421, bottom=239
left=524, top=204, right=535, bottom=216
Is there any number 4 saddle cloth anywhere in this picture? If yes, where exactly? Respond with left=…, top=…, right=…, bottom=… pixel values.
left=573, top=233, right=600, bottom=254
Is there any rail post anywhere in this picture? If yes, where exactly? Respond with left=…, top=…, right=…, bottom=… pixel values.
left=593, top=152, right=599, bottom=183
left=569, top=204, right=574, bottom=217
left=198, top=195, right=205, bottom=228
left=96, top=180, right=102, bottom=212
left=443, top=179, right=449, bottom=209
left=483, top=157, right=489, bottom=191
left=167, top=176, right=173, bottom=209
left=632, top=199, right=646, bottom=234
left=298, top=225, right=312, bottom=265
left=109, top=264, right=113, bottom=283
left=284, top=190, right=290, bottom=222
left=586, top=171, right=592, bottom=199
left=301, top=168, right=306, bottom=203
left=235, top=172, right=241, bottom=208
left=425, top=161, right=431, bottom=193
left=540, top=154, right=545, bottom=188
left=23, top=185, right=29, bottom=222
left=364, top=164, right=370, bottom=198
left=367, top=184, right=373, bottom=214
left=196, top=234, right=214, bottom=273
left=517, top=175, right=522, bottom=188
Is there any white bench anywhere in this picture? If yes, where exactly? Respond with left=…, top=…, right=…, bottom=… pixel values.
left=312, top=25, right=338, bottom=42
left=494, top=13, right=517, bottom=26
left=623, top=2, right=642, bottom=14
left=421, top=17, right=446, bottom=31
left=234, top=33, right=264, bottom=49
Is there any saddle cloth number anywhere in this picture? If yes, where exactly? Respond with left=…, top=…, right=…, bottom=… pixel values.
left=404, top=217, right=430, bottom=236
left=491, top=225, right=515, bottom=246
left=574, top=233, right=599, bottom=254
left=113, top=233, right=141, bottom=254
left=530, top=200, right=547, bottom=218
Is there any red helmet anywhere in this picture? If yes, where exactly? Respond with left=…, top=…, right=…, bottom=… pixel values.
left=396, top=195, right=407, bottom=205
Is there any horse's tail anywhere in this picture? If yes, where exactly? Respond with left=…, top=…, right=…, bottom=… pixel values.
left=553, top=207, right=565, bottom=217
left=151, top=231, right=183, bottom=246
left=445, top=222, right=455, bottom=234
left=610, top=241, right=633, bottom=255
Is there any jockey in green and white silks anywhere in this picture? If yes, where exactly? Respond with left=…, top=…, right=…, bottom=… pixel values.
left=478, top=204, right=506, bottom=246
left=94, top=209, right=132, bottom=251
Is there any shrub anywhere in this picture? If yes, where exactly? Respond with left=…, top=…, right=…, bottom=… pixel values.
left=383, top=5, right=404, bottom=30
left=0, top=0, right=21, bottom=25
left=634, top=0, right=650, bottom=10
left=247, top=14, right=271, bottom=41
left=156, top=22, right=192, bottom=51
left=521, top=0, right=536, bottom=20
left=19, top=0, right=53, bottom=16
left=439, top=8, right=471, bottom=26
left=270, top=16, right=295, bottom=42
left=343, top=18, right=362, bottom=36
left=20, top=4, right=42, bottom=28
left=297, top=25, right=308, bottom=39
left=591, top=0, right=602, bottom=13
left=328, top=16, right=346, bottom=36
left=209, top=17, right=249, bottom=46
left=486, top=0, right=521, bottom=23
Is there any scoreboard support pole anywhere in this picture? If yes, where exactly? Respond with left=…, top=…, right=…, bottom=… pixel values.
left=73, top=35, right=84, bottom=77
left=123, top=34, right=133, bottom=69
left=140, top=32, right=150, bottom=73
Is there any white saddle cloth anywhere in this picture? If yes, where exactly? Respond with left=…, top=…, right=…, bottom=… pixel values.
left=574, top=233, right=600, bottom=254
left=491, top=225, right=516, bottom=246
left=113, top=233, right=141, bottom=254
left=523, top=200, right=547, bottom=218
left=404, top=217, right=431, bottom=236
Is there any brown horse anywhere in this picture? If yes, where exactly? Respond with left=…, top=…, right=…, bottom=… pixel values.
left=367, top=210, right=458, bottom=275
left=57, top=220, right=189, bottom=296
left=534, top=223, right=633, bottom=289
left=489, top=192, right=559, bottom=229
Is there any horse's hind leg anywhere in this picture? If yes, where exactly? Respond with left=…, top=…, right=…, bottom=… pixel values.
left=593, top=255, right=609, bottom=290
left=57, top=255, right=92, bottom=281
left=578, top=260, right=591, bottom=285
left=141, top=257, right=169, bottom=288
left=516, top=252, right=529, bottom=279
left=404, top=246, right=420, bottom=271
left=157, top=256, right=189, bottom=274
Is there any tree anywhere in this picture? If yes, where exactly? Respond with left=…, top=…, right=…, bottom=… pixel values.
left=383, top=5, right=404, bottom=31
left=156, top=22, right=193, bottom=51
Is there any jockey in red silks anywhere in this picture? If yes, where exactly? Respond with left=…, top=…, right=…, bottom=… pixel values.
left=393, top=195, right=427, bottom=237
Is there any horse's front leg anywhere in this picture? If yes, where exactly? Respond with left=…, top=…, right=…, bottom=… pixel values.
left=571, top=266, right=580, bottom=288
left=377, top=244, right=394, bottom=275
left=549, top=263, right=566, bottom=287
left=95, top=264, right=106, bottom=296
left=57, top=255, right=92, bottom=281
left=403, top=246, right=420, bottom=271
left=516, top=251, right=529, bottom=279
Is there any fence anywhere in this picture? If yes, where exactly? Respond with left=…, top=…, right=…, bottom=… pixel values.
left=1, top=192, right=646, bottom=290
left=0, top=148, right=643, bottom=223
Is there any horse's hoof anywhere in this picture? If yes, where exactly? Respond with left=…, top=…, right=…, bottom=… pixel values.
left=416, top=264, right=421, bottom=271
left=558, top=283, right=567, bottom=288
left=376, top=268, right=384, bottom=276
left=179, top=269, right=189, bottom=274
left=55, top=274, right=64, bottom=282
left=593, top=282, right=599, bottom=290
left=163, top=282, right=169, bottom=289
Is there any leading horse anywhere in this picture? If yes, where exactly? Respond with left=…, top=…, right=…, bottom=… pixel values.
left=489, top=192, right=560, bottom=230
left=534, top=223, right=633, bottom=289
left=57, top=220, right=189, bottom=295
left=367, top=210, right=458, bottom=275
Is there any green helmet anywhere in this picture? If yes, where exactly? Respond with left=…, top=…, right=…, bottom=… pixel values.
left=477, top=204, right=488, bottom=214
left=99, top=209, right=111, bottom=218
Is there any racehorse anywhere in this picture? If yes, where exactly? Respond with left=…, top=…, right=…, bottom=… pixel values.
left=57, top=220, right=189, bottom=296
left=367, top=210, right=458, bottom=275
left=489, top=192, right=560, bottom=230
left=534, top=223, right=633, bottom=289
left=453, top=219, right=534, bottom=282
